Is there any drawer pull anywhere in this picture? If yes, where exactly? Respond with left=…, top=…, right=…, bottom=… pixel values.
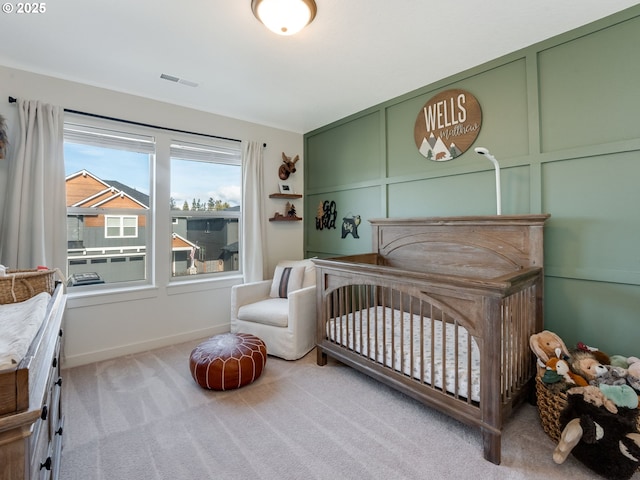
left=52, top=357, right=58, bottom=368
left=40, top=457, right=52, bottom=470
left=59, top=328, right=63, bottom=337
left=41, top=405, right=48, bottom=420
left=55, top=426, right=64, bottom=435
left=55, top=377, right=63, bottom=387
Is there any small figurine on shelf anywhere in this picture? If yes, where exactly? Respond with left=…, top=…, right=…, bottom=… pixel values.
left=271, top=202, right=302, bottom=221
left=287, top=202, right=297, bottom=218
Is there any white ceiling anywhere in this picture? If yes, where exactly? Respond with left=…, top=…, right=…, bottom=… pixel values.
left=1, top=1, right=638, bottom=133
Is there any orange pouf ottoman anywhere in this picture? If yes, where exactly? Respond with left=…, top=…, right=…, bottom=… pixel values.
left=189, top=333, right=267, bottom=390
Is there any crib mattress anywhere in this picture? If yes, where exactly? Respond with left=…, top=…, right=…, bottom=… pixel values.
left=327, top=306, right=481, bottom=401
left=0, top=292, right=51, bottom=371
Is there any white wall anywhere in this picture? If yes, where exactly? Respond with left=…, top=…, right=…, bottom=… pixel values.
left=0, top=65, right=305, bottom=367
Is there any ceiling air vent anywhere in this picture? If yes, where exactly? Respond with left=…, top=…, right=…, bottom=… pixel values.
left=160, top=73, right=198, bottom=87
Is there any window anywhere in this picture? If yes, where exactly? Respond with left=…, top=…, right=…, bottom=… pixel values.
left=170, top=140, right=242, bottom=278
left=64, top=120, right=244, bottom=290
left=105, top=215, right=138, bottom=238
left=64, top=123, right=153, bottom=287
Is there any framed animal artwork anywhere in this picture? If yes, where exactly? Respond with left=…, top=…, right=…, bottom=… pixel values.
left=341, top=214, right=361, bottom=239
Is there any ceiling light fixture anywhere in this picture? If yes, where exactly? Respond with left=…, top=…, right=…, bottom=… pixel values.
left=251, top=0, right=317, bottom=36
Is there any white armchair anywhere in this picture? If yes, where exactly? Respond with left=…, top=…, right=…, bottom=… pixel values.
left=230, top=259, right=317, bottom=360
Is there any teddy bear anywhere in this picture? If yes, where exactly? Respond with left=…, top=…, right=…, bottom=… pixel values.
left=530, top=330, right=570, bottom=368
left=553, top=386, right=640, bottom=480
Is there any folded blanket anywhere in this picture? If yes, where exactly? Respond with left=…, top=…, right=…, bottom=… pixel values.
left=0, top=292, right=51, bottom=371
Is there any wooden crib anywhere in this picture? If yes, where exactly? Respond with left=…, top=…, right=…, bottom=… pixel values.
left=313, top=215, right=550, bottom=464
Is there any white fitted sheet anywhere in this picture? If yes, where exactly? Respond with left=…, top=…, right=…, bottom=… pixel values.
left=327, top=306, right=481, bottom=402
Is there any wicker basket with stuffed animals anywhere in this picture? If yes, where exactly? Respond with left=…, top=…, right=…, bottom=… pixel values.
left=530, top=331, right=640, bottom=480
left=535, top=374, right=568, bottom=442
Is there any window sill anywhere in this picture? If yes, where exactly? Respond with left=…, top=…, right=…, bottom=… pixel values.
left=67, top=284, right=160, bottom=309
left=167, top=273, right=243, bottom=296
left=66, top=274, right=244, bottom=308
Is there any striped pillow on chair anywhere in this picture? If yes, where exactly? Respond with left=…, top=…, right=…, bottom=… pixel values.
left=269, top=265, right=305, bottom=298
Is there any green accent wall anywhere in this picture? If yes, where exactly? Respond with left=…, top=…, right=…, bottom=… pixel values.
left=303, top=6, right=640, bottom=357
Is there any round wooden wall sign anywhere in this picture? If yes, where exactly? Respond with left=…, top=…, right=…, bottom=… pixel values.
left=414, top=89, right=482, bottom=161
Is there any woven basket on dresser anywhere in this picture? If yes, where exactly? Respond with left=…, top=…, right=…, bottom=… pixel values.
left=0, top=268, right=57, bottom=304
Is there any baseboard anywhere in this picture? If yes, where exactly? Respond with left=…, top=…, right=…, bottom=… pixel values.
left=61, top=324, right=229, bottom=368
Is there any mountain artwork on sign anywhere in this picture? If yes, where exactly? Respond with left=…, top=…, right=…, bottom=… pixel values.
left=414, top=89, right=482, bottom=161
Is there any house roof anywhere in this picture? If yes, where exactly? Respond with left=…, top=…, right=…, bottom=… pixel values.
left=1, top=2, right=637, bottom=133
left=66, top=171, right=148, bottom=209
left=171, top=233, right=199, bottom=251
left=104, top=180, right=150, bottom=207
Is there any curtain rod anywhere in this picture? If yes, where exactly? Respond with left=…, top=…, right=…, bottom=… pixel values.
left=7, top=96, right=266, bottom=147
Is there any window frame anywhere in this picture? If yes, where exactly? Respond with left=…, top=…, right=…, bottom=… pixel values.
left=169, top=138, right=243, bottom=282
left=64, top=118, right=155, bottom=291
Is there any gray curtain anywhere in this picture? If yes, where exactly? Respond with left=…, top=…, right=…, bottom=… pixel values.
left=0, top=100, right=66, bottom=271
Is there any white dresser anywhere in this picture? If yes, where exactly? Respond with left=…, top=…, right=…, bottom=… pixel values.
left=0, top=284, right=66, bottom=480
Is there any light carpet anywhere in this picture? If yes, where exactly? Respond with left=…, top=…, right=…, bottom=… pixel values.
left=59, top=339, right=638, bottom=480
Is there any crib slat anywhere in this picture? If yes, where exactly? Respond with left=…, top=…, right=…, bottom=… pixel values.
left=419, top=301, right=425, bottom=384
left=430, top=303, right=436, bottom=393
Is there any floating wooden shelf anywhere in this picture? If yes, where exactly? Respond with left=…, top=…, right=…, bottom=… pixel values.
left=269, top=194, right=301, bottom=221
left=269, top=216, right=302, bottom=222
left=269, top=193, right=302, bottom=199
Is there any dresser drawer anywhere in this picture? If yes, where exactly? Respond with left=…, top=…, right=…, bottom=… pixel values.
left=50, top=416, right=64, bottom=480
left=28, top=415, right=50, bottom=480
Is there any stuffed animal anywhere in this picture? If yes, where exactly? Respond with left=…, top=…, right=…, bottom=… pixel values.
left=595, top=363, right=640, bottom=399
left=573, top=385, right=618, bottom=414
left=626, top=357, right=640, bottom=393
left=627, top=375, right=640, bottom=394
left=553, top=387, right=640, bottom=480
left=546, top=358, right=588, bottom=387
left=541, top=365, right=568, bottom=393
left=576, top=341, right=611, bottom=365
left=597, top=364, right=631, bottom=387
left=568, top=350, right=608, bottom=383
left=610, top=354, right=631, bottom=369
left=530, top=330, right=570, bottom=368
left=627, top=357, right=640, bottom=378
left=598, top=384, right=639, bottom=409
